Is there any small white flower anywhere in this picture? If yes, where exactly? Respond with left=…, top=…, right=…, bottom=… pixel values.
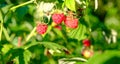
left=43, top=3, right=55, bottom=12
left=37, top=2, right=55, bottom=12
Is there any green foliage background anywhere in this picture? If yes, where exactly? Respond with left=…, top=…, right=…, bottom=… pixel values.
left=0, top=0, right=120, bottom=64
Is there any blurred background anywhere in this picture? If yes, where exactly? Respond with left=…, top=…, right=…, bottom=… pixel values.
left=0, top=0, right=120, bottom=64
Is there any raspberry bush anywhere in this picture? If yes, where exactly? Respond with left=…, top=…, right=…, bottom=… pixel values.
left=0, top=0, right=120, bottom=64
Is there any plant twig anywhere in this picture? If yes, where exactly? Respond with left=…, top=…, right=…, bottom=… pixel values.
left=0, top=10, right=3, bottom=41
left=26, top=27, right=36, bottom=42
left=10, top=0, right=34, bottom=11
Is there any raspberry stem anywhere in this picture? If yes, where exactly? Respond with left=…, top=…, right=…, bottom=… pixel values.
left=26, top=27, right=36, bottom=42
left=10, top=0, right=34, bottom=11
left=0, top=10, right=3, bottom=41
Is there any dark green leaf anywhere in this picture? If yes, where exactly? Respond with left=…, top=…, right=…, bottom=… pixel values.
left=15, top=6, right=28, bottom=20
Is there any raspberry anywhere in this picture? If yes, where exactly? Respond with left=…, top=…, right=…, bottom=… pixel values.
left=82, top=39, right=91, bottom=47
left=81, top=50, right=93, bottom=58
left=52, top=13, right=65, bottom=24
left=36, top=23, right=48, bottom=34
left=64, top=16, right=78, bottom=28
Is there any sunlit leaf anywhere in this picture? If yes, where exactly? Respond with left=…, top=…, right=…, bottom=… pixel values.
left=68, top=24, right=87, bottom=41
left=65, top=0, right=76, bottom=11
left=2, top=44, right=13, bottom=54
left=87, top=50, right=120, bottom=64
left=23, top=50, right=32, bottom=64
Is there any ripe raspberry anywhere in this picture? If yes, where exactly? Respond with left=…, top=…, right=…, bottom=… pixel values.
left=52, top=13, right=65, bottom=24
left=82, top=39, right=91, bottom=47
left=64, top=16, right=78, bottom=28
left=36, top=23, right=48, bottom=34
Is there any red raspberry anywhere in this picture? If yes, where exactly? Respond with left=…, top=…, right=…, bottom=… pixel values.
left=52, top=13, right=65, bottom=24
left=36, top=23, right=48, bottom=34
left=82, top=39, right=91, bottom=47
left=64, top=16, right=78, bottom=28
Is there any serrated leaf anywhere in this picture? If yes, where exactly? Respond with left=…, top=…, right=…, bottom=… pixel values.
left=65, top=0, right=76, bottom=11
left=41, top=42, right=67, bottom=52
left=68, top=24, right=87, bottom=41
left=24, top=41, right=40, bottom=49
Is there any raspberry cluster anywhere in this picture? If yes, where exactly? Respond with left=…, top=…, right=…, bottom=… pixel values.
left=52, top=12, right=79, bottom=29
left=36, top=11, right=79, bottom=35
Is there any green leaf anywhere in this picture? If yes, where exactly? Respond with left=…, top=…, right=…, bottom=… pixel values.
left=65, top=0, right=76, bottom=12
left=3, top=26, right=11, bottom=42
left=41, top=42, right=67, bottom=52
left=87, top=50, right=120, bottom=64
left=24, top=41, right=39, bottom=49
left=68, top=24, right=87, bottom=41
left=8, top=48, right=32, bottom=64
left=53, top=28, right=64, bottom=38
left=53, top=28, right=67, bottom=43
left=15, top=6, right=29, bottom=20
left=2, top=44, right=13, bottom=54
left=23, top=50, right=32, bottom=64
left=12, top=37, right=18, bottom=46
left=105, top=17, right=120, bottom=30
